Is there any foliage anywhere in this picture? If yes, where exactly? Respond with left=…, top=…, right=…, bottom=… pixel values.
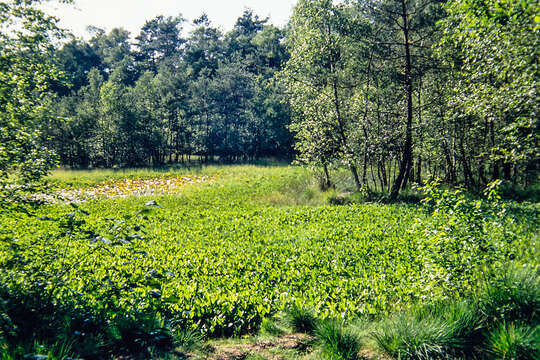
left=416, top=179, right=524, bottom=294
left=0, top=0, right=68, bottom=212
left=0, top=200, right=177, bottom=358
left=439, top=0, right=540, bottom=169
left=257, top=262, right=540, bottom=359
left=2, top=166, right=537, bottom=357
left=46, top=10, right=292, bottom=168
left=7, top=0, right=536, bottom=197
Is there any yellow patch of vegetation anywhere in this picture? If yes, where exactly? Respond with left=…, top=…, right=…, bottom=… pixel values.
left=58, top=175, right=212, bottom=201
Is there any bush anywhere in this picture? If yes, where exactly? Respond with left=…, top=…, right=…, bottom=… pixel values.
left=327, top=194, right=352, bottom=206
left=108, top=312, right=175, bottom=358
left=316, top=319, right=361, bottom=360
left=500, top=183, right=540, bottom=202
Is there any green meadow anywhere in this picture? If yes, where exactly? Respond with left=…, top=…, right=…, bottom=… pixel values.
left=1, top=165, right=538, bottom=358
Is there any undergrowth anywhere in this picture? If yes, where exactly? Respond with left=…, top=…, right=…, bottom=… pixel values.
left=0, top=167, right=537, bottom=358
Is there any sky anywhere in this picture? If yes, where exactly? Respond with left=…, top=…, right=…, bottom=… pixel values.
left=42, top=0, right=298, bottom=39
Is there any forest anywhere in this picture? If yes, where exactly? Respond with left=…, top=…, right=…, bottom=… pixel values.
left=0, top=0, right=539, bottom=359
left=7, top=0, right=537, bottom=197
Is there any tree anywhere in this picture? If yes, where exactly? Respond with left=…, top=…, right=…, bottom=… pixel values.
left=89, top=27, right=136, bottom=83
left=0, top=0, right=70, bottom=209
left=135, top=15, right=185, bottom=73
left=283, top=0, right=371, bottom=190
left=354, top=0, right=445, bottom=198
left=225, top=10, right=268, bottom=73
left=184, top=14, right=223, bottom=79
left=54, top=38, right=101, bottom=95
left=439, top=0, right=539, bottom=184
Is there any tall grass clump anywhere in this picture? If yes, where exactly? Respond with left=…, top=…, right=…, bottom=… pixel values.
left=173, top=327, right=203, bottom=353
left=260, top=316, right=287, bottom=336
left=372, top=311, right=454, bottom=359
left=284, top=303, right=318, bottom=334
left=316, top=319, right=361, bottom=360
left=371, top=301, right=481, bottom=360
left=437, top=300, right=483, bottom=351
left=478, top=265, right=540, bottom=324
left=485, top=322, right=540, bottom=360
left=372, top=267, right=540, bottom=359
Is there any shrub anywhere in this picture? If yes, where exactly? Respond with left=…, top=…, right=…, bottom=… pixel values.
left=328, top=194, right=352, bottom=206
left=109, top=312, right=175, bottom=358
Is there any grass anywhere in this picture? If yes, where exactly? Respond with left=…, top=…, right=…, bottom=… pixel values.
left=0, top=165, right=538, bottom=359
left=477, top=265, right=540, bottom=324
left=284, top=304, right=319, bottom=335
left=372, top=311, right=456, bottom=359
left=485, top=322, right=540, bottom=360
left=316, top=319, right=362, bottom=360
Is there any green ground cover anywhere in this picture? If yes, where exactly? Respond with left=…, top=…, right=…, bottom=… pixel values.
left=0, top=165, right=538, bottom=358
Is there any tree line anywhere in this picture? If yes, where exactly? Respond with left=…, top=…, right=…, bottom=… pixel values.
left=282, top=0, right=538, bottom=199
left=42, top=11, right=293, bottom=167
left=2, top=0, right=538, bottom=198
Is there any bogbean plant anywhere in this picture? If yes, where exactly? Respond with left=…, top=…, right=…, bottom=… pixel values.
left=0, top=171, right=537, bottom=359
left=0, top=200, right=178, bottom=358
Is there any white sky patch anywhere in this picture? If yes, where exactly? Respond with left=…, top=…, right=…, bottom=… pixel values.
left=41, top=0, right=298, bottom=39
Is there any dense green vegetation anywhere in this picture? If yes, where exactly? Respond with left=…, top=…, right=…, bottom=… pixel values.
left=1, top=166, right=539, bottom=358
left=44, top=11, right=293, bottom=167
left=1, top=0, right=538, bottom=358
left=4, top=0, right=536, bottom=197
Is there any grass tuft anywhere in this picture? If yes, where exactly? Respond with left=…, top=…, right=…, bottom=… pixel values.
left=316, top=319, right=362, bottom=360
left=260, top=317, right=287, bottom=336
left=174, top=327, right=203, bottom=352
left=372, top=310, right=457, bottom=360
left=284, top=304, right=318, bottom=334
left=485, top=322, right=540, bottom=360
left=478, top=265, right=540, bottom=324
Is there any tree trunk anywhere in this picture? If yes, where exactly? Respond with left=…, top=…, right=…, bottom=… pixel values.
left=323, top=162, right=331, bottom=190
left=370, top=164, right=378, bottom=192
left=328, top=23, right=361, bottom=191
left=503, top=162, right=512, bottom=181
left=362, top=153, right=368, bottom=189
left=459, top=138, right=475, bottom=188
left=381, top=157, right=388, bottom=188
left=442, top=139, right=456, bottom=183
left=331, top=70, right=361, bottom=191
left=416, top=155, right=422, bottom=184
left=390, top=0, right=414, bottom=200
left=402, top=157, right=412, bottom=190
